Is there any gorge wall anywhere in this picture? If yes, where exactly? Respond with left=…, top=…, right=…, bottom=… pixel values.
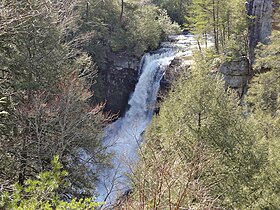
left=218, top=0, right=275, bottom=97
left=247, top=0, right=273, bottom=50
left=96, top=0, right=276, bottom=115
left=102, top=52, right=140, bottom=116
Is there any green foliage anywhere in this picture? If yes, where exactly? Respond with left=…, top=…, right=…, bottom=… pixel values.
left=0, top=156, right=102, bottom=210
left=0, top=1, right=67, bottom=94
left=130, top=53, right=263, bottom=209
left=120, top=5, right=180, bottom=56
left=244, top=29, right=280, bottom=208
left=221, top=0, right=248, bottom=56
left=245, top=111, right=280, bottom=209
left=79, top=0, right=179, bottom=60
left=152, top=0, right=191, bottom=25
left=247, top=69, right=280, bottom=115
left=187, top=0, right=248, bottom=56
left=77, top=0, right=120, bottom=64
left=254, top=31, right=280, bottom=72
left=248, top=25, right=280, bottom=116
left=187, top=0, right=212, bottom=34
left=0, top=0, right=110, bottom=198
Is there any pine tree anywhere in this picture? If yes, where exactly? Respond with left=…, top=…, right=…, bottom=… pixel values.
left=187, top=0, right=248, bottom=56
left=187, top=0, right=213, bottom=49
left=245, top=20, right=280, bottom=208
left=128, top=53, right=263, bottom=209
left=0, top=156, right=102, bottom=210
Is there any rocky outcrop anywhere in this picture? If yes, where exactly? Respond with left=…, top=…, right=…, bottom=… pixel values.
left=218, top=57, right=251, bottom=97
left=103, top=52, right=140, bottom=116
left=160, top=57, right=191, bottom=90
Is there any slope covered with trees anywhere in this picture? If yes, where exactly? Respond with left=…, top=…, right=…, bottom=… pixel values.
left=128, top=54, right=261, bottom=209
left=0, top=0, right=180, bottom=208
left=0, top=0, right=112, bottom=200
left=1, top=0, right=279, bottom=209
left=118, top=1, right=279, bottom=209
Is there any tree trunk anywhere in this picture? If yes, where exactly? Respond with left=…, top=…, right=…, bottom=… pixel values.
left=19, top=137, right=27, bottom=185
left=197, top=39, right=202, bottom=52
left=120, top=0, right=124, bottom=21
left=216, top=0, right=220, bottom=53
left=86, top=1, right=89, bottom=22
left=227, top=9, right=230, bottom=40
left=204, top=34, right=208, bottom=48
left=212, top=0, right=219, bottom=54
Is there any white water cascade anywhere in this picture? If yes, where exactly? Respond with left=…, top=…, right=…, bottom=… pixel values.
left=96, top=35, right=198, bottom=206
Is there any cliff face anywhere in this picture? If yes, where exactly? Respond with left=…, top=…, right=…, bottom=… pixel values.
left=97, top=0, right=276, bottom=115
left=248, top=0, right=273, bottom=47
left=247, top=0, right=274, bottom=62
left=218, top=57, right=250, bottom=97
left=103, top=52, right=140, bottom=116
left=215, top=0, right=274, bottom=97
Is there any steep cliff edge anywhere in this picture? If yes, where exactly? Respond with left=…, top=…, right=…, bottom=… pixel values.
left=247, top=0, right=275, bottom=63
left=102, top=52, right=140, bottom=116
left=216, top=0, right=275, bottom=97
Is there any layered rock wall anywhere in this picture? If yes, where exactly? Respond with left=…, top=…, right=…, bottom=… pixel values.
left=103, top=52, right=140, bottom=116
left=247, top=0, right=274, bottom=63
left=218, top=57, right=250, bottom=97
left=216, top=0, right=274, bottom=97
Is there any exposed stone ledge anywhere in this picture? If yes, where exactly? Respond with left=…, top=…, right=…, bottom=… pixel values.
left=219, top=57, right=250, bottom=77
left=218, top=57, right=251, bottom=97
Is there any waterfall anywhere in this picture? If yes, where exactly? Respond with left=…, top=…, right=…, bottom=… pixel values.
left=96, top=34, right=198, bottom=206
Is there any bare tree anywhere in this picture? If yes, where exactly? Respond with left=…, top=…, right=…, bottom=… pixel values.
left=114, top=139, right=220, bottom=209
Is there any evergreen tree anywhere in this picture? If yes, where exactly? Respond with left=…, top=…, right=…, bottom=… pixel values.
left=245, top=20, right=280, bottom=208
left=0, top=156, right=102, bottom=210
left=187, top=0, right=248, bottom=56
left=128, top=53, right=263, bottom=209
left=152, top=0, right=191, bottom=25
left=0, top=0, right=110, bottom=198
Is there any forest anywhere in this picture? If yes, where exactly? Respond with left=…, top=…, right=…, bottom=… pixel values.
left=0, top=0, right=279, bottom=209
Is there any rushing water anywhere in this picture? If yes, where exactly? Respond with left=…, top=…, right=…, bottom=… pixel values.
left=96, top=35, right=198, bottom=206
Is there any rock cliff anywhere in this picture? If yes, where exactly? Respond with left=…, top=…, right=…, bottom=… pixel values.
left=216, top=0, right=275, bottom=97
left=218, top=57, right=250, bottom=97
left=101, top=52, right=140, bottom=116
left=247, top=0, right=274, bottom=63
